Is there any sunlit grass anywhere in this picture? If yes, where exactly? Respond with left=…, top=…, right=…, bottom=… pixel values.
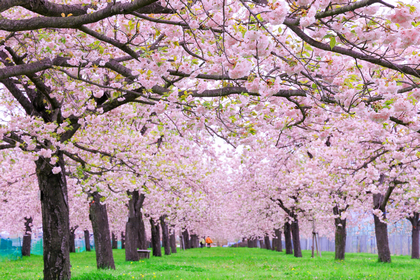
left=1, top=247, right=420, bottom=279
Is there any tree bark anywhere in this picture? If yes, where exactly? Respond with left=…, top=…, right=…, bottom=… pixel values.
left=284, top=223, right=293, bottom=254
left=160, top=215, right=170, bottom=255
left=373, top=193, right=391, bottom=263
left=22, top=217, right=33, bottom=256
left=408, top=213, right=420, bottom=259
left=275, top=228, right=282, bottom=252
left=179, top=235, right=185, bottom=250
left=36, top=154, right=71, bottom=280
left=259, top=238, right=264, bottom=249
left=247, top=238, right=253, bottom=248
left=182, top=229, right=190, bottom=249
left=291, top=220, right=302, bottom=257
left=125, top=191, right=146, bottom=261
left=150, top=218, right=162, bottom=257
left=112, top=232, right=118, bottom=249
left=121, top=232, right=125, bottom=249
left=84, top=230, right=91, bottom=252
left=69, top=226, right=78, bottom=253
left=373, top=214, right=391, bottom=262
left=333, top=206, right=347, bottom=260
left=89, top=192, right=115, bottom=269
left=191, top=234, right=199, bottom=248
left=264, top=235, right=271, bottom=250
left=170, top=230, right=177, bottom=253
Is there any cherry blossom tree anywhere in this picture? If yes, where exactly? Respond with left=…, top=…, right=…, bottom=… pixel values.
left=3, top=0, right=420, bottom=278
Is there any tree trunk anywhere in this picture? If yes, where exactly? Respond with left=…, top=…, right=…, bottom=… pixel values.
left=22, top=217, right=33, bottom=256
left=125, top=191, right=146, bottom=261
left=84, top=230, right=91, bottom=252
left=89, top=192, right=115, bottom=269
left=191, top=234, right=198, bottom=248
left=408, top=213, right=420, bottom=259
left=22, top=234, right=32, bottom=256
left=69, top=226, right=78, bottom=253
left=264, top=235, right=271, bottom=250
left=275, top=228, right=282, bottom=252
left=291, top=220, right=302, bottom=257
left=182, top=229, right=190, bottom=249
left=247, top=238, right=253, bottom=248
left=373, top=193, right=391, bottom=263
left=150, top=218, right=162, bottom=257
left=160, top=216, right=171, bottom=255
left=36, top=154, right=71, bottom=280
left=112, top=232, right=118, bottom=249
left=121, top=232, right=125, bottom=249
left=284, top=223, right=293, bottom=254
left=333, top=206, right=347, bottom=260
left=170, top=230, right=177, bottom=253
left=179, top=235, right=185, bottom=250
left=373, top=214, right=391, bottom=262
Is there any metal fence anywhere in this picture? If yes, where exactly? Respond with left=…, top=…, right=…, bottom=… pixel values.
left=0, top=238, right=22, bottom=261
left=298, top=220, right=413, bottom=256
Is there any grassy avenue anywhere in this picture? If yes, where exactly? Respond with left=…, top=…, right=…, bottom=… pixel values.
left=1, top=248, right=420, bottom=279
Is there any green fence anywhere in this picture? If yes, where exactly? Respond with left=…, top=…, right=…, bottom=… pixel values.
left=31, top=238, right=43, bottom=256
left=0, top=238, right=22, bottom=262
left=1, top=236, right=116, bottom=261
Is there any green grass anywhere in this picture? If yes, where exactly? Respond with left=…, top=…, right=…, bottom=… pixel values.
left=1, top=248, right=420, bottom=279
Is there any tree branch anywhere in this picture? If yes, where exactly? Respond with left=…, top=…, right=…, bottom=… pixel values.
left=286, top=24, right=420, bottom=78
left=0, top=0, right=157, bottom=31
left=284, top=0, right=394, bottom=26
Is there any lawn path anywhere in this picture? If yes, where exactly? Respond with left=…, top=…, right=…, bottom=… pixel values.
left=1, top=247, right=420, bottom=279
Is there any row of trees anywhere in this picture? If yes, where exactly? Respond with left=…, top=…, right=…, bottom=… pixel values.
left=2, top=0, right=420, bottom=278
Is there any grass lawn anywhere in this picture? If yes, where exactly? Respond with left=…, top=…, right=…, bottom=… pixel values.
left=1, top=247, right=420, bottom=279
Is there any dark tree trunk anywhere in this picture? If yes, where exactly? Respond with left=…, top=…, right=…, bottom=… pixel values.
left=333, top=206, right=347, bottom=260
left=150, top=218, right=162, bottom=257
left=69, top=226, right=78, bottom=253
left=275, top=228, right=282, bottom=252
left=373, top=193, right=391, bottom=263
left=170, top=230, right=177, bottom=253
left=373, top=214, right=391, bottom=262
left=182, top=229, right=190, bottom=249
left=121, top=232, right=125, bottom=249
left=247, top=238, right=252, bottom=248
left=112, top=232, right=118, bottom=249
left=89, top=192, right=115, bottom=269
left=408, top=213, right=420, bottom=259
left=253, top=238, right=257, bottom=248
left=84, top=230, right=91, bottom=252
left=22, top=234, right=32, bottom=256
left=284, top=223, right=293, bottom=254
left=22, top=217, right=33, bottom=256
left=179, top=235, right=185, bottom=250
left=191, top=234, right=198, bottom=248
left=413, top=225, right=420, bottom=259
left=264, top=235, right=271, bottom=250
left=291, top=220, right=302, bottom=257
left=160, top=216, right=171, bottom=255
left=36, top=154, right=71, bottom=280
left=125, top=191, right=146, bottom=261
left=247, top=238, right=257, bottom=248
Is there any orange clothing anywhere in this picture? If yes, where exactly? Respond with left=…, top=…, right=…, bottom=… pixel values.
left=205, top=237, right=213, bottom=244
